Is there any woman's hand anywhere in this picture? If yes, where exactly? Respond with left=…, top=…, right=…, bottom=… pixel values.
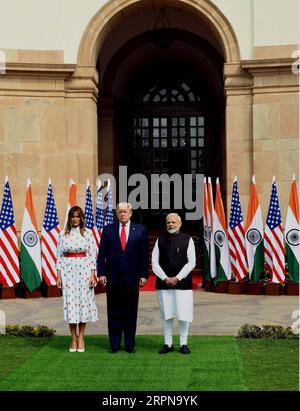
left=56, top=272, right=62, bottom=289
left=89, top=273, right=97, bottom=288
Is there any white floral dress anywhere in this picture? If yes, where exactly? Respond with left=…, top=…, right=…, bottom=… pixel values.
left=56, top=227, right=98, bottom=324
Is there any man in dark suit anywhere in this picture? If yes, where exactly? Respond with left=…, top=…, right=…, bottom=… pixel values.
left=97, top=202, right=148, bottom=353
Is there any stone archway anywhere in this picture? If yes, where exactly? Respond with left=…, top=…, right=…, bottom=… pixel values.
left=77, top=0, right=240, bottom=68
left=74, top=0, right=253, bottom=215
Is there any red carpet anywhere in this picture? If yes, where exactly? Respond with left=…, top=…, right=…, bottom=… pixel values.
left=142, top=273, right=202, bottom=291
left=95, top=274, right=202, bottom=294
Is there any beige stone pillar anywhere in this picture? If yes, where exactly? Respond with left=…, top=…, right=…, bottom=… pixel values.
left=98, top=95, right=114, bottom=177
left=224, top=63, right=254, bottom=215
left=0, top=62, right=99, bottom=229
left=242, top=58, right=299, bottom=218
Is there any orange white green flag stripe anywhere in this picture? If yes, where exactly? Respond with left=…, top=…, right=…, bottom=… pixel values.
left=245, top=175, right=264, bottom=281
left=20, top=179, right=42, bottom=292
left=284, top=175, right=299, bottom=283
left=64, top=178, right=77, bottom=228
left=212, top=178, right=231, bottom=284
left=208, top=177, right=216, bottom=278
left=203, top=177, right=210, bottom=280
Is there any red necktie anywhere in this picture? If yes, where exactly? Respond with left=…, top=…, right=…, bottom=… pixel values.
left=120, top=223, right=127, bottom=251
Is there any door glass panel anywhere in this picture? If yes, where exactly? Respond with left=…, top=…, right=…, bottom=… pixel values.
left=198, top=116, right=204, bottom=126
left=190, top=117, right=196, bottom=126
left=198, top=127, right=204, bottom=137
left=161, top=129, right=167, bottom=138
left=180, top=138, right=186, bottom=147
left=198, top=138, right=204, bottom=147
left=190, top=128, right=196, bottom=137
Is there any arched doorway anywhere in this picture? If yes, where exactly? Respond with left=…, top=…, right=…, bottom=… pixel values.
left=98, top=21, right=225, bottom=233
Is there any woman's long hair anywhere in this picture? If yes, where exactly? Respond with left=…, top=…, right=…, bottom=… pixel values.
left=64, top=206, right=86, bottom=237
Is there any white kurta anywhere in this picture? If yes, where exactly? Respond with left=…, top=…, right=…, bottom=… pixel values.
left=152, top=236, right=196, bottom=322
left=56, top=227, right=98, bottom=324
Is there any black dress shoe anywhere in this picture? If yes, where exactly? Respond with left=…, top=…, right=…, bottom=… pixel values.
left=179, top=345, right=191, bottom=354
left=158, top=344, right=174, bottom=354
left=125, top=348, right=136, bottom=353
left=109, top=347, right=119, bottom=353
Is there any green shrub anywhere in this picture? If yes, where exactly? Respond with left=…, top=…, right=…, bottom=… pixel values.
left=237, top=323, right=299, bottom=339
left=3, top=324, right=55, bottom=338
left=18, top=325, right=35, bottom=337
left=4, top=324, right=20, bottom=336
left=34, top=325, right=56, bottom=338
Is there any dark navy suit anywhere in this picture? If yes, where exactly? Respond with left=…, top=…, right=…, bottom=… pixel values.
left=97, top=221, right=148, bottom=351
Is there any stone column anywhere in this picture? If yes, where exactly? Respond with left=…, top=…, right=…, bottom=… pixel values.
left=0, top=62, right=99, bottom=228
left=242, top=58, right=299, bottom=216
left=224, top=62, right=254, bottom=215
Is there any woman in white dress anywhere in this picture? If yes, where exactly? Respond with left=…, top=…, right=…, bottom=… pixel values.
left=56, top=206, right=98, bottom=352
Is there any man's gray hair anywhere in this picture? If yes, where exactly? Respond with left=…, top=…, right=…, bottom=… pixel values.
left=116, top=202, right=132, bottom=210
left=166, top=213, right=182, bottom=223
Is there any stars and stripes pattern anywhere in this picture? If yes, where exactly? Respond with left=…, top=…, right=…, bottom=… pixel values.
left=105, top=179, right=114, bottom=226
left=96, top=179, right=105, bottom=238
left=85, top=179, right=100, bottom=249
left=0, top=177, right=20, bottom=287
left=41, top=179, right=60, bottom=286
left=228, top=177, right=248, bottom=281
left=264, top=177, right=285, bottom=283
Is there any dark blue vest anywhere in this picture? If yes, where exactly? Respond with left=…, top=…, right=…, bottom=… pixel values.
left=156, top=232, right=193, bottom=290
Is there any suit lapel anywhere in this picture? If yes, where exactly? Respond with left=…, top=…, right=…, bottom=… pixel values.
left=126, top=222, right=136, bottom=250
left=113, top=223, right=123, bottom=252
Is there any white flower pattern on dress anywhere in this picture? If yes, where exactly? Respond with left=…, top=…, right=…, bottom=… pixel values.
left=56, top=227, right=98, bottom=324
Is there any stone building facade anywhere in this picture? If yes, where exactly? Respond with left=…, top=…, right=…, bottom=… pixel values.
left=0, top=0, right=299, bottom=230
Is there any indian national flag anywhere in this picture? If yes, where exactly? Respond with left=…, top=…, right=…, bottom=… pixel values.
left=212, top=178, right=231, bottom=284
left=208, top=177, right=216, bottom=278
left=64, top=178, right=77, bottom=227
left=284, top=175, right=299, bottom=282
left=20, top=179, right=42, bottom=292
left=203, top=177, right=211, bottom=280
left=245, top=175, right=264, bottom=281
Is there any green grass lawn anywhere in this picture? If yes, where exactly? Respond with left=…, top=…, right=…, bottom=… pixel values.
left=0, top=335, right=298, bottom=391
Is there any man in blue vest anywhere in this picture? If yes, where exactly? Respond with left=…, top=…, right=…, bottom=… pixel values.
left=97, top=202, right=148, bottom=353
left=152, top=213, right=196, bottom=354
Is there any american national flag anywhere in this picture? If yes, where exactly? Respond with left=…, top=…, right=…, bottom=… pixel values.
left=0, top=177, right=20, bottom=287
left=264, top=177, right=285, bottom=283
left=96, top=178, right=105, bottom=237
left=105, top=179, right=114, bottom=226
left=228, top=177, right=248, bottom=281
left=41, top=179, right=60, bottom=286
left=85, top=180, right=100, bottom=249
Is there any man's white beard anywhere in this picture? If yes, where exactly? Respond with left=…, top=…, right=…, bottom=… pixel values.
left=167, top=228, right=180, bottom=234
